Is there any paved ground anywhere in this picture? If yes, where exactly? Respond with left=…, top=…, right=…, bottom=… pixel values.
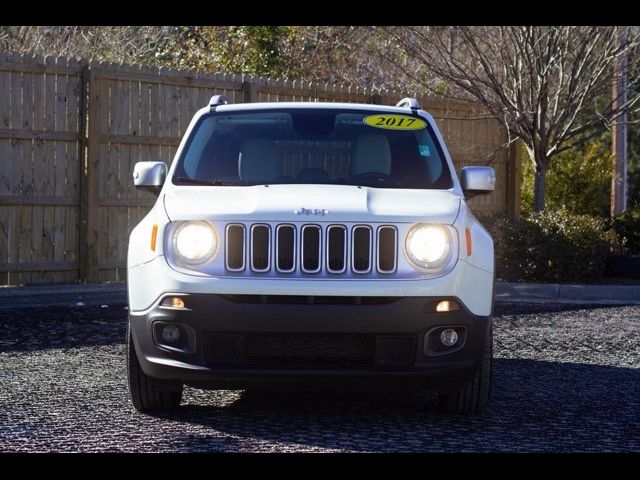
left=0, top=302, right=638, bottom=452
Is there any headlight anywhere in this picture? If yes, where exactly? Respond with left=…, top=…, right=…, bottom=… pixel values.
left=173, top=221, right=218, bottom=265
left=405, top=224, right=452, bottom=270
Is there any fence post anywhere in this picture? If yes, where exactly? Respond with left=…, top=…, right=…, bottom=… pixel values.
left=79, top=66, right=101, bottom=283
left=242, top=79, right=258, bottom=103
left=507, top=138, right=522, bottom=217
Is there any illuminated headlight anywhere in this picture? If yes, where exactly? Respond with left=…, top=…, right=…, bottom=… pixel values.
left=405, top=224, right=452, bottom=270
left=172, top=221, right=218, bottom=266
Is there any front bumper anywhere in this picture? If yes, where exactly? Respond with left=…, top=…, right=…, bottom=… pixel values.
left=130, top=294, right=491, bottom=391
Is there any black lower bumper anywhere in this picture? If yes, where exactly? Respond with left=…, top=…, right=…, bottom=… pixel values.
left=129, top=294, right=491, bottom=391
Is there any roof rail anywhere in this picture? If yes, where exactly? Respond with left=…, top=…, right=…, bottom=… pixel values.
left=395, top=97, right=420, bottom=110
left=209, top=95, right=229, bottom=111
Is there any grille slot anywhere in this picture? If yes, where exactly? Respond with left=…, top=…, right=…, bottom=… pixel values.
left=225, top=224, right=245, bottom=271
left=377, top=226, right=397, bottom=273
left=326, top=225, right=347, bottom=273
left=301, top=225, right=322, bottom=273
left=352, top=225, right=372, bottom=273
left=276, top=224, right=296, bottom=273
left=251, top=224, right=271, bottom=272
left=244, top=333, right=375, bottom=366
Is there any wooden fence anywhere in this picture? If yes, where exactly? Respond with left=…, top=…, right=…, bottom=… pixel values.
left=0, top=53, right=520, bottom=286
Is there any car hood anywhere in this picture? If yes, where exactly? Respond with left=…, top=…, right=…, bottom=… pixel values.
left=163, top=184, right=462, bottom=224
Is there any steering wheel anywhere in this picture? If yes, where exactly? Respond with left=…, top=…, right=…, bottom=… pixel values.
left=351, top=172, right=401, bottom=187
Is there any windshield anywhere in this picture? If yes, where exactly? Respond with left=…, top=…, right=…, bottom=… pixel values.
left=172, top=108, right=453, bottom=189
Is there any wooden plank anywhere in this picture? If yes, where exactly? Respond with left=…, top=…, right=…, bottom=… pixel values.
left=97, top=197, right=155, bottom=207
left=117, top=143, right=129, bottom=204
left=117, top=205, right=127, bottom=281
left=178, top=85, right=191, bottom=136
left=5, top=204, right=18, bottom=285
left=66, top=74, right=81, bottom=134
left=97, top=259, right=127, bottom=270
left=20, top=69, right=37, bottom=132
left=149, top=79, right=160, bottom=138
left=63, top=205, right=79, bottom=282
left=0, top=206, right=8, bottom=282
left=0, top=129, right=79, bottom=141
left=30, top=138, right=44, bottom=284
left=10, top=68, right=23, bottom=130
left=104, top=204, right=116, bottom=281
left=139, top=80, right=151, bottom=137
left=94, top=69, right=240, bottom=90
left=168, top=83, right=180, bottom=138
left=40, top=134, right=56, bottom=283
left=53, top=203, right=66, bottom=283
left=160, top=81, right=170, bottom=138
left=0, top=260, right=78, bottom=272
left=99, top=133, right=180, bottom=146
left=0, top=60, right=84, bottom=75
left=0, top=70, right=9, bottom=128
left=130, top=75, right=140, bottom=137
left=116, top=79, right=130, bottom=136
left=0, top=142, right=10, bottom=195
left=81, top=67, right=102, bottom=282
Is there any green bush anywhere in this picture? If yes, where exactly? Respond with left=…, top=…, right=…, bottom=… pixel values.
left=520, top=140, right=611, bottom=216
left=489, top=210, right=621, bottom=282
left=607, top=207, right=640, bottom=254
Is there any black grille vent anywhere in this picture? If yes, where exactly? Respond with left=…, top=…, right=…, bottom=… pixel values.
left=251, top=225, right=270, bottom=272
left=301, top=225, right=321, bottom=272
left=276, top=225, right=295, bottom=272
left=225, top=224, right=245, bottom=271
left=352, top=226, right=371, bottom=273
left=377, top=226, right=397, bottom=273
left=327, top=226, right=346, bottom=273
left=244, top=334, right=375, bottom=366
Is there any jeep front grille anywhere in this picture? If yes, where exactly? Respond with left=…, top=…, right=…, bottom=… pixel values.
left=224, top=223, right=398, bottom=276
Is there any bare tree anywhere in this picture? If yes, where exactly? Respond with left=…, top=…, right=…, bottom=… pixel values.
left=0, top=26, right=179, bottom=65
left=379, top=26, right=640, bottom=211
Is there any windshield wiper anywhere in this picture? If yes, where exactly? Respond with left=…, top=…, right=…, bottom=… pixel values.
left=175, top=176, right=230, bottom=186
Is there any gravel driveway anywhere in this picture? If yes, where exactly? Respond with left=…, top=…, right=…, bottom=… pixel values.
left=1, top=302, right=638, bottom=452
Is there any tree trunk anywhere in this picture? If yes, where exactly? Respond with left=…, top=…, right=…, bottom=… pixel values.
left=527, top=146, right=548, bottom=212
left=533, top=165, right=547, bottom=212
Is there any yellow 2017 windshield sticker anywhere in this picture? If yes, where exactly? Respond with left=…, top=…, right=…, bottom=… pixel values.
left=363, top=114, right=427, bottom=130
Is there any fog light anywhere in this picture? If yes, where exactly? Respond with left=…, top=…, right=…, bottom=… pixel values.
left=161, top=325, right=180, bottom=343
left=440, top=328, right=458, bottom=347
left=161, top=296, right=185, bottom=309
left=436, top=300, right=460, bottom=312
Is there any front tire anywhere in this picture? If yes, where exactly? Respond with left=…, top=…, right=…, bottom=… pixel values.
left=127, top=324, right=183, bottom=413
left=437, top=322, right=492, bottom=414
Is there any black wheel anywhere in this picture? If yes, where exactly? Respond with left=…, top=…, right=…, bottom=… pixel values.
left=437, top=323, right=492, bottom=414
left=127, top=323, right=183, bottom=413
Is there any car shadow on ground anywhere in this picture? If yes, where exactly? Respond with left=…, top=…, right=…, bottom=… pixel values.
left=0, top=305, right=128, bottom=352
left=0, top=303, right=622, bottom=353
left=153, top=358, right=640, bottom=452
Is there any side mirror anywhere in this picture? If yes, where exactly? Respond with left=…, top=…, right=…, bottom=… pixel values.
left=133, top=161, right=167, bottom=195
left=461, top=166, right=496, bottom=195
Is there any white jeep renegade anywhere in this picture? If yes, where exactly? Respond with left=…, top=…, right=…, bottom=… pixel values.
left=127, top=96, right=496, bottom=414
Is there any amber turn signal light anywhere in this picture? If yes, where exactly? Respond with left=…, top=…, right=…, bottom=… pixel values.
left=161, top=296, right=185, bottom=309
left=151, top=224, right=158, bottom=252
left=465, top=227, right=472, bottom=256
left=436, top=300, right=460, bottom=312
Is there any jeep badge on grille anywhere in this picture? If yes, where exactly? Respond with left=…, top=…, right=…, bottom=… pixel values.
left=294, top=208, right=329, bottom=216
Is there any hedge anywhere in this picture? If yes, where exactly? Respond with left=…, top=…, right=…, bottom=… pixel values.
left=488, top=210, right=624, bottom=282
